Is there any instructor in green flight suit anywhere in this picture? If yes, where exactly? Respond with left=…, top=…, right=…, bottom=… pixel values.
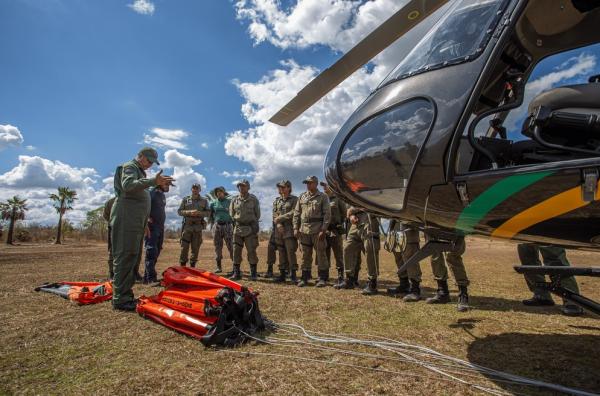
left=111, top=147, right=173, bottom=311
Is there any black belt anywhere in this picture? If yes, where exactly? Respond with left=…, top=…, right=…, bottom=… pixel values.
left=308, top=217, right=324, bottom=222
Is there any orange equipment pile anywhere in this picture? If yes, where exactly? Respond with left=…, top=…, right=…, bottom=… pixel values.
left=137, top=266, right=265, bottom=347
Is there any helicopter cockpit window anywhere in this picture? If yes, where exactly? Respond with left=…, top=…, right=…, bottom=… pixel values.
left=380, top=0, right=508, bottom=88
left=455, top=43, right=600, bottom=175
left=338, top=99, right=435, bottom=211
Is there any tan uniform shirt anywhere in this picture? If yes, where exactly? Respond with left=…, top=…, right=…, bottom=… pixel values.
left=293, top=191, right=331, bottom=235
left=230, top=193, right=261, bottom=236
left=273, top=194, right=298, bottom=239
left=178, top=195, right=210, bottom=231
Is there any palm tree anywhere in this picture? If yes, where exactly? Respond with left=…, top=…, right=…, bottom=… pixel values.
left=49, top=187, right=77, bottom=244
left=1, top=196, right=28, bottom=245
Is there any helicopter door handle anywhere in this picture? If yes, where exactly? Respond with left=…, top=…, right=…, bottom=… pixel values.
left=455, top=182, right=470, bottom=207
left=582, top=168, right=599, bottom=202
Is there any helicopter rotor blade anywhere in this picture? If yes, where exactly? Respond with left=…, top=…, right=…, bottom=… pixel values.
left=269, top=0, right=449, bottom=126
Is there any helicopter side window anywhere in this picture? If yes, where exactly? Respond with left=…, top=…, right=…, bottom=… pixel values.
left=338, top=99, right=435, bottom=211
left=456, top=44, right=600, bottom=174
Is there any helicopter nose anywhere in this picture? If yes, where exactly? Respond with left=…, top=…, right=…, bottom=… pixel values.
left=325, top=98, right=435, bottom=212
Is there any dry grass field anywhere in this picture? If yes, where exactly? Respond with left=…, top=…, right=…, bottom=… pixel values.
left=1, top=237, right=599, bottom=395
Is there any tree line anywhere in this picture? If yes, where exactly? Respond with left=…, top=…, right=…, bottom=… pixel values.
left=1, top=187, right=183, bottom=244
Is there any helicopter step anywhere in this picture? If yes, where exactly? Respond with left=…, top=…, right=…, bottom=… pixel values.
left=514, top=266, right=600, bottom=315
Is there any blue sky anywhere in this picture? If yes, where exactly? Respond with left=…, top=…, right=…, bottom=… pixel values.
left=1, top=0, right=599, bottom=228
left=0, top=0, right=334, bottom=178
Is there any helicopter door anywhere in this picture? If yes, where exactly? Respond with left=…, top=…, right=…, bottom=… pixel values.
left=452, top=162, right=600, bottom=247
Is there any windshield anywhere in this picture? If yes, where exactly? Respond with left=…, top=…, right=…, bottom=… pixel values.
left=380, top=0, right=508, bottom=87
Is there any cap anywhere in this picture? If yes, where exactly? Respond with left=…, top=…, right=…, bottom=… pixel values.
left=213, top=186, right=226, bottom=194
left=139, top=147, right=160, bottom=165
left=276, top=179, right=291, bottom=188
left=237, top=179, right=250, bottom=188
left=302, top=175, right=318, bottom=184
left=191, top=183, right=201, bottom=189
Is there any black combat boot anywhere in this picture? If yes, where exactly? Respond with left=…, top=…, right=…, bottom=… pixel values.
left=426, top=280, right=450, bottom=304
left=522, top=295, right=555, bottom=306
left=297, top=270, right=310, bottom=287
left=263, top=264, right=274, bottom=278
left=274, top=270, right=287, bottom=283
left=214, top=259, right=222, bottom=274
left=315, top=270, right=328, bottom=288
left=229, top=265, right=242, bottom=281
left=403, top=280, right=421, bottom=302
left=333, top=269, right=344, bottom=288
left=334, top=276, right=356, bottom=290
left=562, top=302, right=584, bottom=316
left=249, top=265, right=258, bottom=281
left=190, top=262, right=196, bottom=268
left=457, top=285, right=469, bottom=312
left=289, top=270, right=297, bottom=283
left=387, top=276, right=410, bottom=296
left=362, top=278, right=378, bottom=295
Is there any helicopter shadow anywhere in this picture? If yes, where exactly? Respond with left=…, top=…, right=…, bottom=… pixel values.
left=470, top=295, right=599, bottom=317
left=467, top=332, right=600, bottom=395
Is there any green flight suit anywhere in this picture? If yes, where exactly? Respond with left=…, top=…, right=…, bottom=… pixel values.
left=103, top=197, right=116, bottom=279
left=430, top=236, right=469, bottom=287
left=273, top=194, right=299, bottom=273
left=293, top=191, right=331, bottom=272
left=343, top=208, right=380, bottom=280
left=325, top=195, right=347, bottom=273
left=110, top=160, right=156, bottom=306
left=230, top=193, right=261, bottom=269
left=390, top=221, right=422, bottom=282
left=517, top=244, right=580, bottom=299
left=178, top=195, right=210, bottom=266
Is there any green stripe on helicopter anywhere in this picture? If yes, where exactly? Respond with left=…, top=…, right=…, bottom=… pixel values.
left=455, top=171, right=554, bottom=234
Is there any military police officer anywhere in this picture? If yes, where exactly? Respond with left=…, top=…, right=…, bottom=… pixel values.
left=426, top=236, right=470, bottom=312
left=336, top=207, right=380, bottom=295
left=178, top=184, right=210, bottom=268
left=320, top=181, right=347, bottom=287
left=518, top=243, right=583, bottom=316
left=111, top=147, right=173, bottom=311
left=143, top=183, right=168, bottom=284
left=386, top=220, right=423, bottom=302
left=208, top=186, right=233, bottom=273
left=272, top=180, right=299, bottom=283
left=293, top=176, right=331, bottom=287
left=229, top=179, right=261, bottom=281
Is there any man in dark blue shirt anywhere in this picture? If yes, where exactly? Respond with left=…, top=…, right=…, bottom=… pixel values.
left=143, top=184, right=168, bottom=284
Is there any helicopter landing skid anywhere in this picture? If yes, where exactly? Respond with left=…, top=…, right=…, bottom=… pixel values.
left=394, top=240, right=456, bottom=276
left=514, top=266, right=600, bottom=315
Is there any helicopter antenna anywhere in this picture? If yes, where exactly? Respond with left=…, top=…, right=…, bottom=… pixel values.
left=269, top=0, right=449, bottom=126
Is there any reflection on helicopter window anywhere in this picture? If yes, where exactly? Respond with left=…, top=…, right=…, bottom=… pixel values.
left=339, top=99, right=434, bottom=211
left=381, top=0, right=507, bottom=87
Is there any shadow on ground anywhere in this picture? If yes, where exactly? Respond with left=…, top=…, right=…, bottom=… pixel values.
left=467, top=332, right=600, bottom=395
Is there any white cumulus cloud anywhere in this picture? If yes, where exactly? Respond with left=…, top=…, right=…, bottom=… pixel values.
left=228, top=0, right=445, bottom=222
left=0, top=124, right=24, bottom=150
left=128, top=0, right=155, bottom=15
left=0, top=156, right=98, bottom=189
left=143, top=127, right=189, bottom=150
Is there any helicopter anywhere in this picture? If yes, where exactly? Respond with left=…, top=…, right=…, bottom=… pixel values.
left=270, top=0, right=600, bottom=313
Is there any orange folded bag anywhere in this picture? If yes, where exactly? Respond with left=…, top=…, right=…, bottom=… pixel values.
left=35, top=281, right=113, bottom=305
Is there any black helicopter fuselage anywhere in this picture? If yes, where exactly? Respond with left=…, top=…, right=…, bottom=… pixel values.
left=324, top=0, right=600, bottom=250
